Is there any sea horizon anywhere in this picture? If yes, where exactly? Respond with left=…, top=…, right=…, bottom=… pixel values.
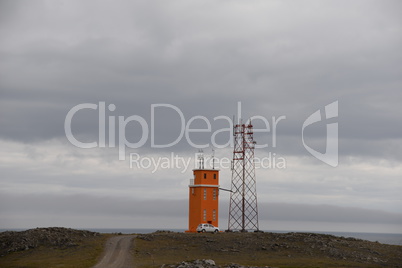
left=1, top=227, right=401, bottom=246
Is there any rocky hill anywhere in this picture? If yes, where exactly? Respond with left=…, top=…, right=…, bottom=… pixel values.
left=0, top=227, right=100, bottom=256
left=2, top=228, right=401, bottom=267
left=136, top=231, right=402, bottom=267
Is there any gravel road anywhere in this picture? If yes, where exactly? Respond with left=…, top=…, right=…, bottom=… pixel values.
left=93, top=235, right=135, bottom=268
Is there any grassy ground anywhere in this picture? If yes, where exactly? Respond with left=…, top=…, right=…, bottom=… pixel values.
left=134, top=232, right=402, bottom=268
left=1, top=231, right=401, bottom=268
left=0, top=234, right=111, bottom=268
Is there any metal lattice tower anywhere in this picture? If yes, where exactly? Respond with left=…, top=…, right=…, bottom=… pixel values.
left=228, top=121, right=259, bottom=232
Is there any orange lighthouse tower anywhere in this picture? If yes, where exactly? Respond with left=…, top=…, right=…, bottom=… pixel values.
left=187, top=156, right=219, bottom=232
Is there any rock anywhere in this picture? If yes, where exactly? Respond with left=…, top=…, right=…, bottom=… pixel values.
left=168, top=259, right=276, bottom=268
left=169, top=259, right=217, bottom=268
left=204, top=259, right=216, bottom=266
left=0, top=227, right=100, bottom=256
left=138, top=234, right=154, bottom=241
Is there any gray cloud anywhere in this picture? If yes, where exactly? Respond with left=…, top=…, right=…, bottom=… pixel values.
left=0, top=0, right=401, bottom=231
left=1, top=1, right=401, bottom=148
left=1, top=193, right=401, bottom=229
left=259, top=203, right=402, bottom=225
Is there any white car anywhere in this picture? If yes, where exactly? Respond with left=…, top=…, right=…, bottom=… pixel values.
left=196, top=224, right=220, bottom=233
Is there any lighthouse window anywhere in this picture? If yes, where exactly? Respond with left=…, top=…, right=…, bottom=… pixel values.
left=213, top=189, right=217, bottom=200
left=204, top=189, right=207, bottom=200
left=203, top=209, right=207, bottom=221
left=213, top=209, right=216, bottom=221
left=204, top=173, right=206, bottom=179
left=214, top=174, right=216, bottom=179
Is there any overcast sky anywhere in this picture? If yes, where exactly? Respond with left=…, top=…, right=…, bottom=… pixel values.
left=0, top=0, right=401, bottom=233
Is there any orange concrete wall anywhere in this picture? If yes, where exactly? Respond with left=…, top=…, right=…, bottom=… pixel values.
left=193, top=169, right=219, bottom=185
left=188, top=169, right=219, bottom=232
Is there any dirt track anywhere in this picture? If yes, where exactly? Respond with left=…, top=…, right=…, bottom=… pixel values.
left=93, top=235, right=135, bottom=268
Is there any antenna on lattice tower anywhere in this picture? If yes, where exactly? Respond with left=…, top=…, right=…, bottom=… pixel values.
left=212, top=148, right=215, bottom=169
left=197, top=149, right=204, bottom=169
left=227, top=118, right=259, bottom=232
